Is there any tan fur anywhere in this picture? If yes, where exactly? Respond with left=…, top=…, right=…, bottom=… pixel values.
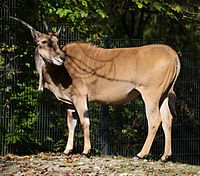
left=50, top=42, right=180, bottom=161
left=41, top=41, right=181, bottom=161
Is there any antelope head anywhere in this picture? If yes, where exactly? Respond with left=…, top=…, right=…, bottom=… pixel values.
left=10, top=16, right=65, bottom=66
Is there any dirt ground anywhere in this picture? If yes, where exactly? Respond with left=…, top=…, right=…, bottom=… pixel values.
left=0, top=152, right=199, bottom=176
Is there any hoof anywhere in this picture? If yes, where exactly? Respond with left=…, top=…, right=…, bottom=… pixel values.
left=159, top=155, right=172, bottom=163
left=133, top=155, right=143, bottom=161
left=80, top=152, right=91, bottom=159
left=133, top=155, right=150, bottom=161
left=62, top=149, right=73, bottom=156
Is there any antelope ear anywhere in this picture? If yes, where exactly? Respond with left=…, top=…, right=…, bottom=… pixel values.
left=54, top=27, right=62, bottom=37
left=31, top=29, right=42, bottom=43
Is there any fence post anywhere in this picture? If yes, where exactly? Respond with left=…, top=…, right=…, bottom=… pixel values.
left=101, top=36, right=111, bottom=155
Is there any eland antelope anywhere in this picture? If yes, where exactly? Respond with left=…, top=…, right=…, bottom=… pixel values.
left=11, top=16, right=181, bottom=162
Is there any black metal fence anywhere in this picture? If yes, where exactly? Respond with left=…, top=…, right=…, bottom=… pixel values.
left=1, top=0, right=200, bottom=165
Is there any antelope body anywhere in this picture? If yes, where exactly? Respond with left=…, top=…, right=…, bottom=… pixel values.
left=11, top=17, right=181, bottom=161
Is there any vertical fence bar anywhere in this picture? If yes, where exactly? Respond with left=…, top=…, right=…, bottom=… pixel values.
left=100, top=36, right=111, bottom=155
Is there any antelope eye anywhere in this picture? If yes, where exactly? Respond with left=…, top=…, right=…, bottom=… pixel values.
left=42, top=40, right=47, bottom=44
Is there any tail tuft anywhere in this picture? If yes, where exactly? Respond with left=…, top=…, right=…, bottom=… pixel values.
left=168, top=91, right=177, bottom=118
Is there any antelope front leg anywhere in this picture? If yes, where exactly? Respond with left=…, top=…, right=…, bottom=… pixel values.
left=72, top=96, right=91, bottom=155
left=63, top=109, right=77, bottom=154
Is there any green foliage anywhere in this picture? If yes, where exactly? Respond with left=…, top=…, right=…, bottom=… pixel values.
left=102, top=0, right=200, bottom=51
left=0, top=50, right=68, bottom=153
left=37, top=0, right=108, bottom=38
left=0, top=41, right=41, bottom=154
left=107, top=98, right=146, bottom=155
left=1, top=0, right=200, bottom=158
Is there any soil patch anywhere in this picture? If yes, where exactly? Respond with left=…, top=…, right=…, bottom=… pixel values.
left=0, top=153, right=199, bottom=176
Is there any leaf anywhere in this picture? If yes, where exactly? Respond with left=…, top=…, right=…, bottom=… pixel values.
left=80, top=11, right=88, bottom=18
left=63, top=163, right=74, bottom=167
left=68, top=14, right=75, bottom=22
left=144, top=0, right=150, bottom=4
left=82, top=0, right=88, bottom=7
left=51, top=27, right=57, bottom=33
left=56, top=8, right=64, bottom=17
left=47, top=136, right=53, bottom=141
left=172, top=4, right=183, bottom=13
left=153, top=2, right=163, bottom=11
left=133, top=0, right=143, bottom=9
left=25, top=63, right=30, bottom=68
left=137, top=2, right=143, bottom=9
left=96, top=9, right=106, bottom=18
